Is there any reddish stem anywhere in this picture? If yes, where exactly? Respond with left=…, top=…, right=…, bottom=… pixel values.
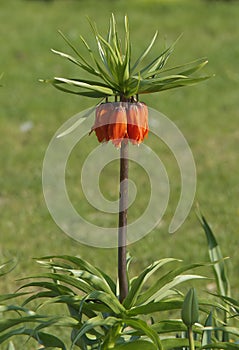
left=118, top=139, right=129, bottom=303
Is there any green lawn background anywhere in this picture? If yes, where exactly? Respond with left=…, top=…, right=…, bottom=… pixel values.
left=0, top=0, right=238, bottom=297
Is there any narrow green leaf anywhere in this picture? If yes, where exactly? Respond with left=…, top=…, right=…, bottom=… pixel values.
left=0, top=327, right=67, bottom=349
left=175, top=59, right=208, bottom=77
left=71, top=316, right=118, bottom=347
left=107, top=15, right=112, bottom=44
left=79, top=298, right=112, bottom=314
left=114, top=340, right=157, bottom=350
left=79, top=34, right=118, bottom=86
left=36, top=293, right=82, bottom=308
left=20, top=280, right=74, bottom=297
left=152, top=319, right=187, bottom=334
left=138, top=273, right=206, bottom=305
left=71, top=328, right=101, bottom=349
left=21, top=291, right=59, bottom=308
left=51, top=48, right=99, bottom=76
left=140, top=47, right=173, bottom=79
left=213, top=294, right=239, bottom=313
left=53, top=77, right=114, bottom=95
left=201, top=343, right=239, bottom=349
left=202, top=326, right=239, bottom=339
left=162, top=337, right=201, bottom=350
left=138, top=39, right=175, bottom=78
left=95, top=267, right=116, bottom=294
left=181, top=288, right=199, bottom=327
left=49, top=77, right=111, bottom=89
left=131, top=31, right=158, bottom=73
left=110, top=13, right=122, bottom=64
left=20, top=273, right=93, bottom=294
left=154, top=273, right=206, bottom=302
left=0, top=304, right=32, bottom=314
left=0, top=292, right=27, bottom=303
left=158, top=57, right=207, bottom=74
left=137, top=75, right=210, bottom=94
left=0, top=327, right=27, bottom=346
left=122, top=317, right=162, bottom=350
left=128, top=299, right=183, bottom=316
left=0, top=259, right=17, bottom=277
left=33, top=315, right=77, bottom=331
left=51, top=82, right=109, bottom=98
left=87, top=16, right=121, bottom=84
left=202, top=311, right=213, bottom=347
left=98, top=34, right=119, bottom=66
left=32, top=331, right=67, bottom=349
left=95, top=35, right=120, bottom=84
left=142, top=34, right=183, bottom=76
left=145, top=74, right=188, bottom=83
left=136, top=261, right=200, bottom=305
left=123, top=15, right=131, bottom=81
left=57, top=106, right=95, bottom=138
left=66, top=269, right=112, bottom=294
left=36, top=255, right=116, bottom=291
left=96, top=34, right=123, bottom=86
left=199, top=214, right=230, bottom=297
left=58, top=29, right=82, bottom=56
left=83, top=290, right=125, bottom=314
left=0, top=315, right=45, bottom=333
left=124, top=258, right=179, bottom=309
left=58, top=30, right=98, bottom=74
left=198, top=297, right=229, bottom=314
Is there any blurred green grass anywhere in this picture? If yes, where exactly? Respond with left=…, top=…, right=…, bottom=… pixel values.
left=0, top=0, right=239, bottom=300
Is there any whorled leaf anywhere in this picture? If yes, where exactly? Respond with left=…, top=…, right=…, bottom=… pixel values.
left=120, top=317, right=162, bottom=350
left=123, top=258, right=179, bottom=309
left=128, top=299, right=183, bottom=317
left=36, top=255, right=113, bottom=282
left=71, top=315, right=118, bottom=348
left=151, top=319, right=187, bottom=335
left=82, top=290, right=125, bottom=315
left=136, top=261, right=208, bottom=305
left=19, top=273, right=94, bottom=295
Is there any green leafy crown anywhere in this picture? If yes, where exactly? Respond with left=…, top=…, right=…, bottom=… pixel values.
left=42, top=14, right=210, bottom=99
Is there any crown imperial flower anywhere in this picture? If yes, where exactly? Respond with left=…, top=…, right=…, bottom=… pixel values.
left=41, top=13, right=210, bottom=305
left=91, top=101, right=148, bottom=147
left=43, top=14, right=209, bottom=146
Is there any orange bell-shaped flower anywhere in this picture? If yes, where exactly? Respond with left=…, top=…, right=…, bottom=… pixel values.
left=127, top=102, right=148, bottom=145
left=92, top=103, right=112, bottom=142
left=108, top=103, right=127, bottom=147
left=91, top=101, right=149, bottom=147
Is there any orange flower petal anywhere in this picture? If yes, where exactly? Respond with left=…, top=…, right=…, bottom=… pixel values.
left=92, top=103, right=113, bottom=142
left=127, top=102, right=149, bottom=144
left=108, top=103, right=127, bottom=147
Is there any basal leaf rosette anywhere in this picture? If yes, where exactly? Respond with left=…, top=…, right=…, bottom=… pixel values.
left=42, top=14, right=210, bottom=146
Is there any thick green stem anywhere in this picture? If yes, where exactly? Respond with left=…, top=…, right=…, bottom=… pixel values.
left=188, top=326, right=195, bottom=350
left=118, top=139, right=129, bottom=303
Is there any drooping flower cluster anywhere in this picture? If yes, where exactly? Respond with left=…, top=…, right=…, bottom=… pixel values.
left=91, top=101, right=149, bottom=147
